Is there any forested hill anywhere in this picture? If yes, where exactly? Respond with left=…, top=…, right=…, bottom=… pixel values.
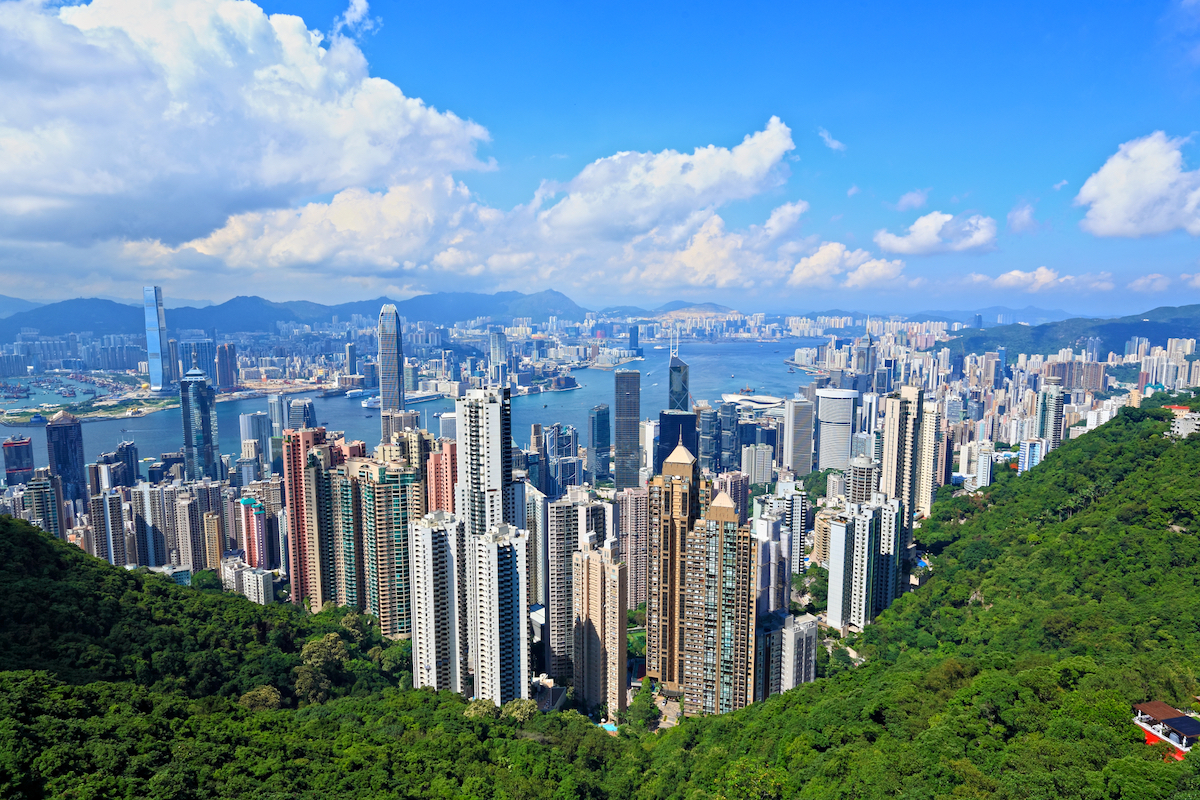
left=5, top=406, right=1200, bottom=798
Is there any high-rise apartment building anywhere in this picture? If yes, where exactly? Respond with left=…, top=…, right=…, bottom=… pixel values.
left=283, top=428, right=335, bottom=610
left=455, top=388, right=518, bottom=537
left=3, top=434, right=34, bottom=486
left=587, top=404, right=611, bottom=481
left=646, top=442, right=711, bottom=696
left=846, top=455, right=878, bottom=505
left=378, top=304, right=404, bottom=442
left=740, top=443, right=773, bottom=485
left=616, top=486, right=649, bottom=609
left=916, top=407, right=943, bottom=517
left=426, top=440, right=457, bottom=514
left=410, top=511, right=469, bottom=694
left=613, top=370, right=641, bottom=490
left=240, top=412, right=273, bottom=477
left=143, top=286, right=169, bottom=391
left=1018, top=438, right=1044, bottom=474
left=572, top=533, right=627, bottom=717
left=815, top=389, right=858, bottom=471
left=1036, top=375, right=1065, bottom=452
left=180, top=362, right=220, bottom=481
left=880, top=386, right=922, bottom=546
left=781, top=397, right=814, bottom=475
left=546, top=486, right=612, bottom=681
left=680, top=492, right=755, bottom=715
left=46, top=410, right=86, bottom=503
left=354, top=459, right=424, bottom=637
left=827, top=496, right=902, bottom=631
left=467, top=523, right=530, bottom=706
left=23, top=469, right=63, bottom=540
left=88, top=490, right=128, bottom=567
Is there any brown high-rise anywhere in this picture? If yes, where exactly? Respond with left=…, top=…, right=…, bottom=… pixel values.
left=645, top=442, right=711, bottom=697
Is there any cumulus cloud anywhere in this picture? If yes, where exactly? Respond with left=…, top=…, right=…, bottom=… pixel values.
left=1007, top=202, right=1037, bottom=233
left=0, top=0, right=842, bottom=300
left=1127, top=273, right=1171, bottom=292
left=818, top=127, right=846, bottom=152
left=786, top=242, right=908, bottom=289
left=847, top=185, right=860, bottom=197
left=0, top=0, right=489, bottom=245
left=1182, top=273, right=1200, bottom=288
left=1076, top=131, right=1200, bottom=237
left=977, top=267, right=1114, bottom=293
left=874, top=211, right=997, bottom=255
left=894, top=189, right=929, bottom=211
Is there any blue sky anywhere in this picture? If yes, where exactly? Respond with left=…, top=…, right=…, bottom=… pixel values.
left=1, top=0, right=1198, bottom=313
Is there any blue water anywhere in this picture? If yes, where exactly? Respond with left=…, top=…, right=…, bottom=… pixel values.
left=6, top=340, right=818, bottom=469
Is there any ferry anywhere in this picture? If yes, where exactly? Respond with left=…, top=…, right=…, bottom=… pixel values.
left=361, top=396, right=382, bottom=409
left=344, top=388, right=365, bottom=398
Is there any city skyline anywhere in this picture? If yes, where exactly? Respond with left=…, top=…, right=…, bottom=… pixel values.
left=1, top=0, right=1199, bottom=312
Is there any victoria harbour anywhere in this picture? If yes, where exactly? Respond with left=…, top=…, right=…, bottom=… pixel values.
left=6, top=340, right=818, bottom=468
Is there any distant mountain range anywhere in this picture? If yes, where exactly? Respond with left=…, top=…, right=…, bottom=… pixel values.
left=0, top=294, right=42, bottom=319
left=942, top=305, right=1200, bottom=356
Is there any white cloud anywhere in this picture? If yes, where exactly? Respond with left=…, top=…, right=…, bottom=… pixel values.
left=894, top=189, right=929, bottom=211
left=0, top=0, right=489, bottom=245
left=1127, top=273, right=1172, bottom=292
left=1075, top=131, right=1200, bottom=237
left=847, top=185, right=860, bottom=197
left=977, top=267, right=1114, bottom=293
left=1181, top=273, right=1200, bottom=288
left=818, top=127, right=846, bottom=152
left=786, top=242, right=908, bottom=290
left=0, top=0, right=835, bottom=300
left=874, top=211, right=997, bottom=255
left=1007, top=202, right=1038, bottom=233
left=1053, top=179, right=1068, bottom=191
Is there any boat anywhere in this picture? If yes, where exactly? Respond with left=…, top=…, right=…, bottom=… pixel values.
left=788, top=367, right=796, bottom=373
left=361, top=396, right=381, bottom=409
left=739, top=384, right=755, bottom=394
left=344, top=388, right=364, bottom=398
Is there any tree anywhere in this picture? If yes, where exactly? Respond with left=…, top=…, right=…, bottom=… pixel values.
left=464, top=699, right=498, bottom=719
left=238, top=684, right=281, bottom=711
left=501, top=698, right=539, bottom=723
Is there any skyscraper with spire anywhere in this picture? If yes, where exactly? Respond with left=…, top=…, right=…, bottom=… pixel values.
left=668, top=335, right=690, bottom=412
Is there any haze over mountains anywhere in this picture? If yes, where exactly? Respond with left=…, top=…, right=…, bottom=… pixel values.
left=0, top=288, right=1099, bottom=340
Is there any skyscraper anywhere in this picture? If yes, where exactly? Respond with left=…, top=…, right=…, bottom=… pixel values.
left=288, top=398, right=317, bottom=431
left=646, top=441, right=711, bottom=696
left=24, top=469, right=63, bottom=539
left=267, top=394, right=286, bottom=437
left=880, top=386, right=921, bottom=546
left=680, top=492, right=755, bottom=715
left=587, top=404, right=611, bottom=481
left=89, top=490, right=128, bottom=566
left=654, top=410, right=697, bottom=475
left=815, top=389, right=858, bottom=471
left=181, top=360, right=220, bottom=481
left=240, top=411, right=273, bottom=476
left=572, top=533, right=627, bottom=717
left=613, top=370, right=641, bottom=490
left=826, top=496, right=903, bottom=631
left=546, top=487, right=612, bottom=681
left=488, top=330, right=507, bottom=367
left=668, top=352, right=690, bottom=412
left=143, top=286, right=169, bottom=391
left=616, top=486, right=649, bottom=609
left=283, top=428, right=333, bottom=610
left=3, top=434, right=34, bottom=486
left=215, top=343, right=237, bottom=388
left=846, top=455, right=878, bottom=505
left=916, top=407, right=943, bottom=517
left=781, top=397, right=814, bottom=475
left=345, top=342, right=358, bottom=376
left=696, top=405, right=719, bottom=472
left=455, top=388, right=518, bottom=537
left=1037, top=375, right=1065, bottom=452
left=378, top=305, right=404, bottom=442
left=467, top=523, right=531, bottom=706
left=180, top=339, right=217, bottom=381
left=46, top=410, right=86, bottom=503
left=410, top=511, right=469, bottom=694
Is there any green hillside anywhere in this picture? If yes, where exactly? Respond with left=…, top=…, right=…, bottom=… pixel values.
left=939, top=304, right=1200, bottom=356
left=4, top=406, right=1200, bottom=797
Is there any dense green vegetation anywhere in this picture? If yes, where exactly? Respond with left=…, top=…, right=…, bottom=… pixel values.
left=5, top=405, right=1200, bottom=797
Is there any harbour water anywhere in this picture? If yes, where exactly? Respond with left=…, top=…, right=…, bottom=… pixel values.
left=5, top=340, right=820, bottom=470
